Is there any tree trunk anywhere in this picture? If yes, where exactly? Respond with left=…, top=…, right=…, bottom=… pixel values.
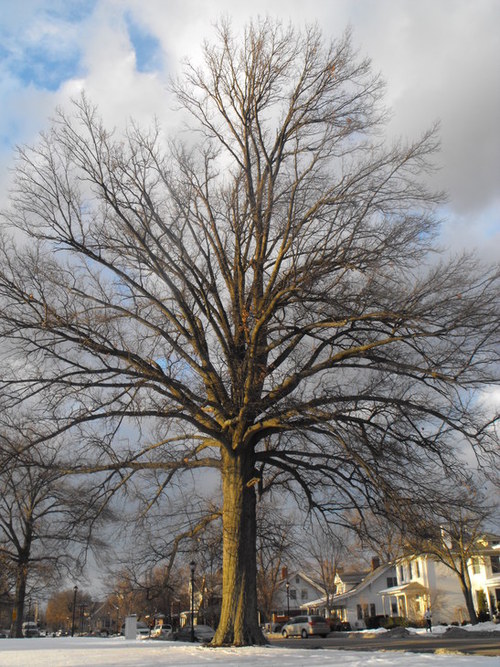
left=458, top=570, right=478, bottom=624
left=10, top=562, right=28, bottom=638
left=212, top=448, right=266, bottom=646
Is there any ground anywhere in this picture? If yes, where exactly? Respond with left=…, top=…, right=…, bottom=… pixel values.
left=0, top=632, right=499, bottom=667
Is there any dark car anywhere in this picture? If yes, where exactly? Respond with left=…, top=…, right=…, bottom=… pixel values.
left=175, top=624, right=215, bottom=642
left=281, top=615, right=330, bottom=638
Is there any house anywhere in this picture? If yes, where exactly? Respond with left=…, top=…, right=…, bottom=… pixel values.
left=272, top=570, right=325, bottom=618
left=301, top=558, right=398, bottom=629
left=378, top=534, right=500, bottom=624
left=469, top=536, right=500, bottom=617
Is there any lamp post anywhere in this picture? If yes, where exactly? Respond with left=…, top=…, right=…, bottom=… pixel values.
left=71, top=585, right=78, bottom=637
left=189, top=561, right=196, bottom=642
left=286, top=581, right=290, bottom=619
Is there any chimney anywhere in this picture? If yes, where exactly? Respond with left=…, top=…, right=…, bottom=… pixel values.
left=371, top=556, right=380, bottom=571
left=281, top=566, right=288, bottom=580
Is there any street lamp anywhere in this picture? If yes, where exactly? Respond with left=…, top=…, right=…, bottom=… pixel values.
left=286, top=581, right=290, bottom=619
left=71, top=585, right=78, bottom=637
left=190, top=561, right=196, bottom=642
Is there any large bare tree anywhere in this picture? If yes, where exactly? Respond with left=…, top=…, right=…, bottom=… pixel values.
left=0, top=20, right=499, bottom=645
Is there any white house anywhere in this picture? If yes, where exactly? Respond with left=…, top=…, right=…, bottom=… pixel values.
left=467, top=536, right=500, bottom=617
left=378, top=534, right=500, bottom=624
left=273, top=570, right=325, bottom=617
left=301, top=559, right=398, bottom=629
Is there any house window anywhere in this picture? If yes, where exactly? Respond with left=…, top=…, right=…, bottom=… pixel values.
left=386, top=577, right=397, bottom=587
left=301, top=589, right=308, bottom=600
left=290, top=589, right=297, bottom=600
left=391, top=600, right=398, bottom=614
left=491, top=556, right=500, bottom=574
left=295, top=575, right=300, bottom=584
left=399, top=565, right=404, bottom=582
left=472, top=557, right=481, bottom=574
left=415, top=560, right=420, bottom=578
left=370, top=604, right=376, bottom=618
left=356, top=605, right=362, bottom=620
left=408, top=562, right=413, bottom=580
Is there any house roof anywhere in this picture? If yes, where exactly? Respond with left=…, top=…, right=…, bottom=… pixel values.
left=301, top=563, right=394, bottom=609
left=377, top=581, right=427, bottom=596
left=280, top=571, right=325, bottom=595
left=337, top=571, right=369, bottom=585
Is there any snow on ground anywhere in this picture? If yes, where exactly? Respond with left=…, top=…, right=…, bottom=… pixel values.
left=0, top=635, right=498, bottom=667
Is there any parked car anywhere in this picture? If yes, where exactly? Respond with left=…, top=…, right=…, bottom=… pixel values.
left=22, top=622, right=40, bottom=638
left=175, top=624, right=215, bottom=642
left=281, top=615, right=330, bottom=638
left=150, top=623, right=173, bottom=639
left=136, top=622, right=151, bottom=639
left=0, top=629, right=10, bottom=638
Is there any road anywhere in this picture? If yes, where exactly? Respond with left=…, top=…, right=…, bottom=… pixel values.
left=271, top=631, right=500, bottom=657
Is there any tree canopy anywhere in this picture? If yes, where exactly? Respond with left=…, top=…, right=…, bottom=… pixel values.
left=0, top=19, right=498, bottom=645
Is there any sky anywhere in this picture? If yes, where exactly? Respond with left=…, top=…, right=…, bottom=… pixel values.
left=0, top=634, right=499, bottom=667
left=0, top=0, right=499, bottom=265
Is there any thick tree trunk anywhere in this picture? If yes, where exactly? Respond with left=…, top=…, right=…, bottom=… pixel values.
left=10, top=562, right=28, bottom=638
left=212, top=448, right=266, bottom=646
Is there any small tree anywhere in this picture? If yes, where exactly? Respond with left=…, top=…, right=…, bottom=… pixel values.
left=0, top=19, right=499, bottom=645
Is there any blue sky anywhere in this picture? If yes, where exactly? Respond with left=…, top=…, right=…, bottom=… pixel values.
left=0, top=0, right=499, bottom=262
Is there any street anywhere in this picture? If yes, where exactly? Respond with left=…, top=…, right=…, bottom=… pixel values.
left=271, top=631, right=500, bottom=657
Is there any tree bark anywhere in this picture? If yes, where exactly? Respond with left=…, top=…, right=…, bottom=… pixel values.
left=10, top=562, right=28, bottom=638
left=212, top=448, right=265, bottom=646
left=458, top=573, right=478, bottom=624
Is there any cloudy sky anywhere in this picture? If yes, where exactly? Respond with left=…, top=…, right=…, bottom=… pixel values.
left=1, top=0, right=499, bottom=260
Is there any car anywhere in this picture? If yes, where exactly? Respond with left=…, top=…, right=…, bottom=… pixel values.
left=22, top=622, right=40, bottom=638
left=281, top=615, right=331, bottom=639
left=150, top=623, right=173, bottom=639
left=0, top=629, right=10, bottom=638
left=175, top=624, right=215, bottom=642
left=136, top=622, right=151, bottom=639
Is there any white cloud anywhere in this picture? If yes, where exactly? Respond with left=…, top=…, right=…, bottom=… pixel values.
left=1, top=0, right=499, bottom=261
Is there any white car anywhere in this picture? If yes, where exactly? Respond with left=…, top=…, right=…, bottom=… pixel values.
left=150, top=623, right=173, bottom=639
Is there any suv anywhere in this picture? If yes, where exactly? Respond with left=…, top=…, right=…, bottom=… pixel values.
left=281, top=615, right=330, bottom=638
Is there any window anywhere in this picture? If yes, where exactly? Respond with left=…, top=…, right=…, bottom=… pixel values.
left=415, top=560, right=420, bottom=578
left=386, top=577, right=397, bottom=587
left=408, top=562, right=413, bottom=580
left=399, top=565, right=404, bottom=582
left=472, top=557, right=481, bottom=574
left=391, top=600, right=398, bottom=614
left=370, top=604, right=376, bottom=617
left=491, top=556, right=500, bottom=574
left=301, top=589, right=308, bottom=600
left=295, top=575, right=300, bottom=584
left=356, top=605, right=362, bottom=620
left=290, top=589, right=297, bottom=600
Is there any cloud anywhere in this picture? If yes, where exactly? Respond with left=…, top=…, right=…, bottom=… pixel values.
left=0, top=0, right=499, bottom=262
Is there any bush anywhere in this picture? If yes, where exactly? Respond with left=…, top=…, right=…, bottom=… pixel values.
left=381, top=616, right=409, bottom=629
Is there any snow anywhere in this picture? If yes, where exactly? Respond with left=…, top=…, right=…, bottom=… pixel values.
left=0, top=635, right=498, bottom=667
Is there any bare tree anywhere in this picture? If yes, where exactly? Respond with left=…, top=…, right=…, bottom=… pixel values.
left=256, top=503, right=299, bottom=622
left=0, top=424, right=109, bottom=637
left=0, top=19, right=499, bottom=645
left=306, top=522, right=357, bottom=610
